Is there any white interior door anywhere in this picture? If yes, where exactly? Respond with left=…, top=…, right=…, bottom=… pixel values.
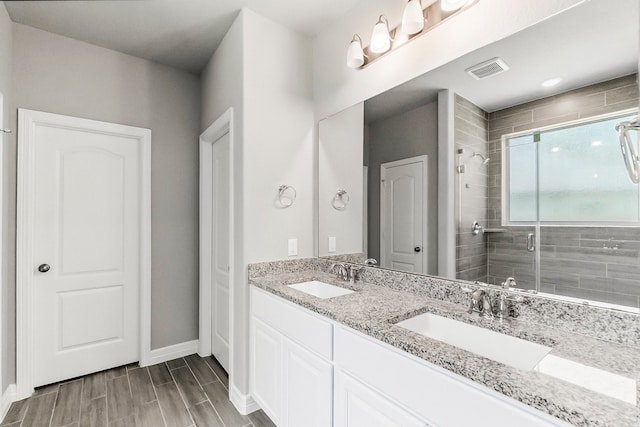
left=380, top=156, right=427, bottom=273
left=24, top=110, right=147, bottom=387
left=212, top=131, right=230, bottom=373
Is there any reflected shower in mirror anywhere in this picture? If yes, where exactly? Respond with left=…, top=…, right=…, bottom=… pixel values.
left=318, top=0, right=640, bottom=311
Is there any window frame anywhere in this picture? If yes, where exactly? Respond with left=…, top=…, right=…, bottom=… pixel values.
left=501, top=107, right=640, bottom=227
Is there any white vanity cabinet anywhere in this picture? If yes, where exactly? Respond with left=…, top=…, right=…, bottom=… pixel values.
left=334, top=327, right=568, bottom=427
left=250, top=286, right=570, bottom=427
left=250, top=287, right=333, bottom=427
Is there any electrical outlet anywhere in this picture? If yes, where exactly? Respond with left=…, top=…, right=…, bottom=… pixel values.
left=288, top=238, right=298, bottom=256
left=328, top=236, right=336, bottom=253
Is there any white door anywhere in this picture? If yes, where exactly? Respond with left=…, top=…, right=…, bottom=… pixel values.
left=25, top=110, right=147, bottom=387
left=211, top=132, right=230, bottom=372
left=380, top=156, right=427, bottom=273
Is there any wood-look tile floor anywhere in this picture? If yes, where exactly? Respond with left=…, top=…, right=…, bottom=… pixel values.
left=1, top=355, right=275, bottom=427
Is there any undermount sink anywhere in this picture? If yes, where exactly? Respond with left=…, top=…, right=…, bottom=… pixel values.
left=288, top=280, right=355, bottom=299
left=397, top=313, right=552, bottom=371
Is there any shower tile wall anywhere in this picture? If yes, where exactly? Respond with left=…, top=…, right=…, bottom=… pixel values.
left=454, top=94, right=489, bottom=282
left=485, top=74, right=640, bottom=308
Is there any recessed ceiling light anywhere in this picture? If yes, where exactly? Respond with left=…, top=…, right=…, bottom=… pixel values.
left=551, top=147, right=561, bottom=153
left=591, top=140, right=602, bottom=146
left=542, top=78, right=562, bottom=88
left=593, top=173, right=599, bottom=179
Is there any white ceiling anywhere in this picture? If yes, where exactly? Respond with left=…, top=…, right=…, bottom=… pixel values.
left=4, top=0, right=361, bottom=74
left=365, top=0, right=639, bottom=122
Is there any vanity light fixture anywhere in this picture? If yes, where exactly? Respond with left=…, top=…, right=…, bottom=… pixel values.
left=347, top=0, right=479, bottom=69
left=346, top=34, right=366, bottom=68
left=370, top=15, right=392, bottom=53
left=402, top=0, right=425, bottom=35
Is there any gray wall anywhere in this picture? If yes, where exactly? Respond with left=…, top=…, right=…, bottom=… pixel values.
left=454, top=95, right=489, bottom=282
left=11, top=23, right=202, bottom=362
left=486, top=74, right=640, bottom=308
left=366, top=101, right=439, bottom=274
left=0, top=2, right=13, bottom=393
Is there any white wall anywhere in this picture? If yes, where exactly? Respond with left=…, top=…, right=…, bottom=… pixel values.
left=11, top=24, right=202, bottom=352
left=318, top=103, right=364, bottom=256
left=0, top=1, right=12, bottom=394
left=200, top=8, right=247, bottom=400
left=312, top=0, right=584, bottom=119
left=200, top=8, right=315, bottom=403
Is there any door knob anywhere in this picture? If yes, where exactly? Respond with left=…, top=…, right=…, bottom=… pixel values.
left=414, top=247, right=421, bottom=253
left=38, top=264, right=51, bottom=273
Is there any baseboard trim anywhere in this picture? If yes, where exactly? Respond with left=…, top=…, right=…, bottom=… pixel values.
left=140, top=340, right=199, bottom=367
left=229, top=383, right=259, bottom=415
left=1, top=384, right=16, bottom=423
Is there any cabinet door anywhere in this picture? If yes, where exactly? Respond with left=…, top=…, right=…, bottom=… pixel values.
left=282, top=338, right=333, bottom=427
left=251, top=318, right=282, bottom=425
left=334, top=370, right=428, bottom=427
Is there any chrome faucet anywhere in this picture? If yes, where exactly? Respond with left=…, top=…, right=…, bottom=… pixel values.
left=330, top=262, right=348, bottom=281
left=468, top=289, right=494, bottom=319
left=347, top=264, right=363, bottom=284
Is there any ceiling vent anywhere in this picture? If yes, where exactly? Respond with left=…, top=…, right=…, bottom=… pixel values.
left=465, top=57, right=510, bottom=80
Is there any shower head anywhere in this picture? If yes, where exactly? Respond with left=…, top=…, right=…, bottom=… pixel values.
left=472, top=152, right=490, bottom=164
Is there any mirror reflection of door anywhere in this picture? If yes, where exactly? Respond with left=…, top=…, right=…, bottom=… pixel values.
left=380, top=155, right=427, bottom=273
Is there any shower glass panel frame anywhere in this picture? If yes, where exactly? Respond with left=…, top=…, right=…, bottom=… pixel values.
left=500, top=108, right=640, bottom=310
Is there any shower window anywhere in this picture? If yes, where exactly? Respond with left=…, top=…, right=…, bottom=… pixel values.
left=503, top=109, right=640, bottom=225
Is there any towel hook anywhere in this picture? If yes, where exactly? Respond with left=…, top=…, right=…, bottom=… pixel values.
left=278, top=185, right=296, bottom=208
left=332, top=189, right=349, bottom=211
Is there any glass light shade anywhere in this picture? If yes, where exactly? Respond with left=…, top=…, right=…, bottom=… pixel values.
left=441, top=0, right=471, bottom=11
left=370, top=18, right=391, bottom=53
left=346, top=37, right=365, bottom=68
left=402, top=0, right=425, bottom=35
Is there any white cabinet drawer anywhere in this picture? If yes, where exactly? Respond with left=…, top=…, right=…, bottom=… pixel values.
left=335, top=326, right=567, bottom=427
left=251, top=286, right=333, bottom=360
left=335, top=370, right=428, bottom=427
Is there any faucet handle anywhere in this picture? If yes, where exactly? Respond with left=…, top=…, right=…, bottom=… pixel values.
left=502, top=277, right=517, bottom=289
left=364, top=258, right=378, bottom=267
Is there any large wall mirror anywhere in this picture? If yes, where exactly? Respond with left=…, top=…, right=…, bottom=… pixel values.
left=318, top=0, right=640, bottom=311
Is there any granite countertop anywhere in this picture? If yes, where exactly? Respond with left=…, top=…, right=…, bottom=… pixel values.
left=249, top=270, right=640, bottom=427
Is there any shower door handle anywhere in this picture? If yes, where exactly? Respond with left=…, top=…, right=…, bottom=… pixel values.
left=527, top=233, right=535, bottom=252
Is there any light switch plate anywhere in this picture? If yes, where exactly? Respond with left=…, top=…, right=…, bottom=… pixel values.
left=288, top=238, right=298, bottom=256
left=328, top=236, right=336, bottom=253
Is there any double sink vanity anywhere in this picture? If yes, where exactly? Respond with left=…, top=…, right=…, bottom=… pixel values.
left=248, top=258, right=640, bottom=427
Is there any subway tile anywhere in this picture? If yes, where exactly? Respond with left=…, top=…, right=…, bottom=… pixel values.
left=605, top=84, right=639, bottom=106
left=539, top=258, right=607, bottom=276
left=490, top=109, right=533, bottom=131
left=607, top=263, right=640, bottom=281
left=533, top=93, right=605, bottom=122
left=554, top=245, right=639, bottom=265
left=492, top=96, right=558, bottom=120
left=578, top=99, right=639, bottom=120
left=456, top=94, right=489, bottom=119
left=554, top=284, right=638, bottom=308
left=513, top=113, right=581, bottom=133
left=539, top=270, right=580, bottom=288
left=580, top=276, right=640, bottom=296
